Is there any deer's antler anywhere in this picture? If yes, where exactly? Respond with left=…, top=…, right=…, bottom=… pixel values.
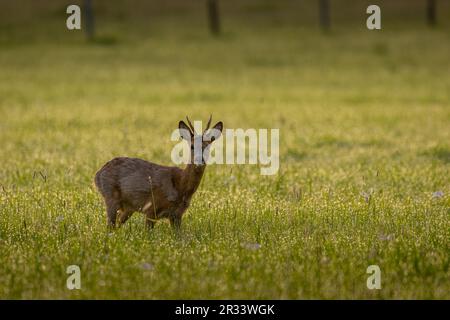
left=185, top=116, right=195, bottom=134
left=205, top=114, right=212, bottom=132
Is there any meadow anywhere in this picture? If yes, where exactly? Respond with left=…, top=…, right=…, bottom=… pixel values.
left=0, top=1, right=449, bottom=299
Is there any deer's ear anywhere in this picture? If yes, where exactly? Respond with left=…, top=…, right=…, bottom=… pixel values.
left=209, top=121, right=223, bottom=142
left=179, top=121, right=192, bottom=140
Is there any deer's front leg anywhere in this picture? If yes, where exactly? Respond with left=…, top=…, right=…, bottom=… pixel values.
left=170, top=206, right=188, bottom=232
left=145, top=216, right=155, bottom=230
left=169, top=215, right=182, bottom=231
left=143, top=202, right=157, bottom=230
left=117, top=208, right=133, bottom=226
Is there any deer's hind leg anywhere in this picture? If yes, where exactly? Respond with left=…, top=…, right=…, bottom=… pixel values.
left=169, top=215, right=182, bottom=231
left=117, top=207, right=134, bottom=226
left=99, top=182, right=123, bottom=228
left=106, top=199, right=121, bottom=228
left=142, top=202, right=157, bottom=230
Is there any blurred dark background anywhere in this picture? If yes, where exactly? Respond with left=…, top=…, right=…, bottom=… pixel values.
left=1, top=0, right=449, bottom=45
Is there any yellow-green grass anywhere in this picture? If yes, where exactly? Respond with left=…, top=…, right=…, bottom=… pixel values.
left=0, top=0, right=449, bottom=299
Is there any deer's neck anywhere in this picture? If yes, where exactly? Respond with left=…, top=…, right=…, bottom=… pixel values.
left=179, top=164, right=206, bottom=196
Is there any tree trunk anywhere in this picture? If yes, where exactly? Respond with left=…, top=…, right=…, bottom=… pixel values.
left=207, top=0, right=220, bottom=36
left=84, top=0, right=95, bottom=40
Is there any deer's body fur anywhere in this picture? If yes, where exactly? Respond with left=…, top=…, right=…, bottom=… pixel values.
left=94, top=116, right=222, bottom=230
left=94, top=157, right=205, bottom=229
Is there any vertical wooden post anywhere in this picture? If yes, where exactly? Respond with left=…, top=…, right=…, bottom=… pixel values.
left=426, top=0, right=437, bottom=26
left=318, top=0, right=330, bottom=31
left=207, top=0, right=220, bottom=36
left=84, top=0, right=95, bottom=40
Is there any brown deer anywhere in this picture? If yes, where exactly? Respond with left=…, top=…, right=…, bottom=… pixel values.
left=94, top=116, right=223, bottom=231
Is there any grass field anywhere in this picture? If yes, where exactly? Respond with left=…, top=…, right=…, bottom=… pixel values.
left=0, top=1, right=449, bottom=299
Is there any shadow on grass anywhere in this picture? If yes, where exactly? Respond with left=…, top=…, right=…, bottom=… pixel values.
left=422, top=145, right=450, bottom=163
left=87, top=35, right=119, bottom=46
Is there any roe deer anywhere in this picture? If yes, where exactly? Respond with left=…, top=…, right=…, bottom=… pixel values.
left=94, top=116, right=223, bottom=231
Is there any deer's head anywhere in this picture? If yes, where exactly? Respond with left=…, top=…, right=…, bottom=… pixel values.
left=179, top=115, right=223, bottom=166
